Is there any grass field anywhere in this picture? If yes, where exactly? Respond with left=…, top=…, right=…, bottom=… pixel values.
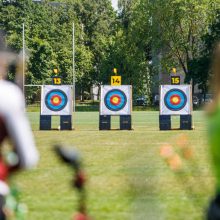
left=13, top=111, right=214, bottom=220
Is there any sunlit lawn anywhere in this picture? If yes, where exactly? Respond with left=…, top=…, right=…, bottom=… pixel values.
left=13, top=111, right=214, bottom=220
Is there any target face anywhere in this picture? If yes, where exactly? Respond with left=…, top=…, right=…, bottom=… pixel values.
left=100, top=85, right=132, bottom=115
left=45, top=89, right=67, bottom=111
left=160, top=85, right=192, bottom=115
left=104, top=89, right=127, bottom=111
left=41, top=85, right=73, bottom=115
left=164, top=89, right=187, bottom=111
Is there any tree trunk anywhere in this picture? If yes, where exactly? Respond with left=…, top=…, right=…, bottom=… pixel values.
left=98, top=84, right=101, bottom=101
left=191, top=79, right=195, bottom=96
left=80, top=85, right=84, bottom=102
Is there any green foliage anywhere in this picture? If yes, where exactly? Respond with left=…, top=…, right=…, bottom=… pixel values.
left=188, top=9, right=220, bottom=94
left=116, top=0, right=220, bottom=95
left=0, top=0, right=116, bottom=101
left=104, top=0, right=153, bottom=101
left=150, top=0, right=216, bottom=74
left=1, top=0, right=220, bottom=101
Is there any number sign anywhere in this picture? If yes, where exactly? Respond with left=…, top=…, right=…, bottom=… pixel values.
left=52, top=77, right=62, bottom=85
left=171, top=76, right=180, bottom=85
left=111, top=76, right=121, bottom=86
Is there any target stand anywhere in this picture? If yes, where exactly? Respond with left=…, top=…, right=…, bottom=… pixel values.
left=40, top=85, right=73, bottom=130
left=99, top=85, right=132, bottom=130
left=159, top=85, right=193, bottom=130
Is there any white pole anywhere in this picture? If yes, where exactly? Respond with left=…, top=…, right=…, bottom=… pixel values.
left=72, top=22, right=75, bottom=129
left=73, top=22, right=75, bottom=112
left=22, top=23, right=25, bottom=93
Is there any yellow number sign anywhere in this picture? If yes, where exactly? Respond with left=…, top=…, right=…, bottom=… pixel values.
left=111, top=76, right=121, bottom=86
left=171, top=76, right=180, bottom=85
left=52, top=77, right=62, bottom=85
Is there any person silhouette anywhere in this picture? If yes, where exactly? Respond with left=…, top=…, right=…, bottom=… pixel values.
left=0, top=31, right=39, bottom=219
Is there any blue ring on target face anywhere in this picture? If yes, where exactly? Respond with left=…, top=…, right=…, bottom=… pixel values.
left=164, top=89, right=187, bottom=111
left=104, top=89, right=127, bottom=111
left=45, top=89, right=68, bottom=111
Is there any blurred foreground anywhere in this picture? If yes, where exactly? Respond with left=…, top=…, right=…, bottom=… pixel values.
left=11, top=111, right=212, bottom=220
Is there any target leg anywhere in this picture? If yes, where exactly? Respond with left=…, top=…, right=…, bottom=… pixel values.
left=159, top=115, right=171, bottom=130
left=180, top=115, right=192, bottom=130
left=40, top=115, right=51, bottom=130
left=120, top=115, right=132, bottom=130
left=60, top=115, right=72, bottom=130
left=99, top=115, right=111, bottom=130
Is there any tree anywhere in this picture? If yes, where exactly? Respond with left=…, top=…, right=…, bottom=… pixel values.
left=107, top=0, right=153, bottom=101
left=149, top=0, right=220, bottom=92
left=74, top=0, right=117, bottom=90
left=189, top=9, right=220, bottom=96
left=1, top=0, right=219, bottom=103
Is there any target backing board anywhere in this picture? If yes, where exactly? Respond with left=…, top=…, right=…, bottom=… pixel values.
left=100, top=85, right=132, bottom=115
left=41, top=85, right=73, bottom=116
left=160, top=85, right=192, bottom=115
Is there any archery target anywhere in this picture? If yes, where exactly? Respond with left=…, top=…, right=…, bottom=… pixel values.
left=41, top=85, right=73, bottom=115
left=164, top=89, right=187, bottom=111
left=104, top=89, right=127, bottom=111
left=45, top=89, right=68, bottom=111
left=100, top=85, right=132, bottom=115
left=160, top=85, right=192, bottom=115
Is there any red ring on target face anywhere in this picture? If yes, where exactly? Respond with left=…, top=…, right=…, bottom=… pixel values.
left=110, top=95, right=121, bottom=105
left=51, top=95, right=62, bottom=106
left=170, top=95, right=181, bottom=105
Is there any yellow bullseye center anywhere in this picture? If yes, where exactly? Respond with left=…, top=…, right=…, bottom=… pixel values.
left=172, top=97, right=179, bottom=104
left=53, top=97, right=60, bottom=104
left=112, top=97, right=119, bottom=104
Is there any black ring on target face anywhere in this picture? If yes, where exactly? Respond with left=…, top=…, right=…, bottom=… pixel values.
left=104, top=89, right=127, bottom=111
left=45, top=89, right=68, bottom=111
left=164, top=89, right=187, bottom=111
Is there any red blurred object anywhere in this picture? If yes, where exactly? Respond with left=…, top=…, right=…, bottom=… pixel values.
left=0, top=159, right=8, bottom=181
left=74, top=171, right=86, bottom=189
left=74, top=213, right=90, bottom=220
